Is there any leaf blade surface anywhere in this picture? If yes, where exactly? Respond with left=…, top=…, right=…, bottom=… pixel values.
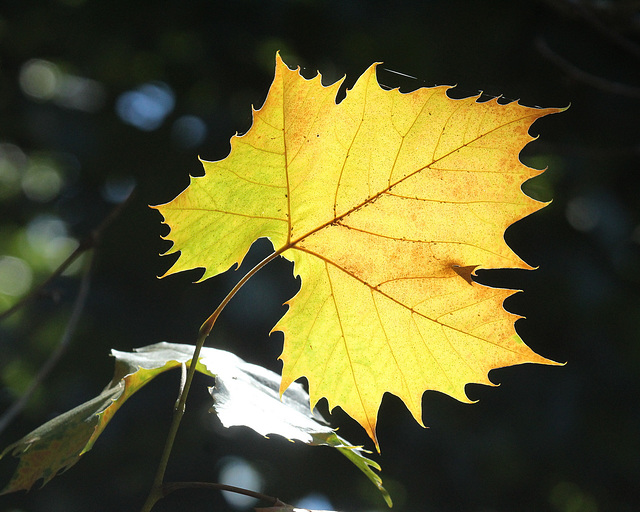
left=155, top=54, right=563, bottom=446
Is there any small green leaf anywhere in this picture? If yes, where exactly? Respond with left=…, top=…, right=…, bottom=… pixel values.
left=312, top=431, right=390, bottom=507
left=0, top=385, right=121, bottom=494
left=0, top=343, right=193, bottom=494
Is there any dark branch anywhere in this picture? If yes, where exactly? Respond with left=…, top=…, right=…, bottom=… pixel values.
left=536, top=36, right=640, bottom=99
left=161, top=481, right=287, bottom=506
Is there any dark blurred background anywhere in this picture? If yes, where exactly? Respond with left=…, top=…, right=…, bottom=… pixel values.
left=0, top=0, right=638, bottom=511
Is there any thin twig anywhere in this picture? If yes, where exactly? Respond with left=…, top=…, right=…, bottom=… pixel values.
left=0, top=189, right=136, bottom=434
left=162, top=481, right=286, bottom=506
left=0, top=239, right=91, bottom=321
left=535, top=36, right=640, bottom=98
left=0, top=250, right=95, bottom=435
left=140, top=250, right=282, bottom=512
left=543, top=0, right=640, bottom=60
left=0, top=189, right=136, bottom=321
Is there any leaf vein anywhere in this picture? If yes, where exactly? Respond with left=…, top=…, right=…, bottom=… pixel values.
left=295, top=246, right=525, bottom=355
left=370, top=289, right=413, bottom=408
left=164, top=206, right=288, bottom=223
left=216, top=163, right=287, bottom=188
left=325, top=261, right=372, bottom=427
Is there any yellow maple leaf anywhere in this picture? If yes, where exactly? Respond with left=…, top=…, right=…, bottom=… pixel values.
left=154, top=53, right=562, bottom=448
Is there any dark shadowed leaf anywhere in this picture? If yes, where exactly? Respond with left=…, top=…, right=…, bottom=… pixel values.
left=0, top=343, right=390, bottom=505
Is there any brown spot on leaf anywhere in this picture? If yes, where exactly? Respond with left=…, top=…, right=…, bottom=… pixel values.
left=452, top=265, right=479, bottom=285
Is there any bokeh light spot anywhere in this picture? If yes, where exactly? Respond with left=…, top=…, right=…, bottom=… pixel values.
left=549, top=481, right=598, bottom=512
left=171, top=115, right=207, bottom=148
left=102, top=175, right=136, bottom=203
left=0, top=256, right=33, bottom=297
left=566, top=195, right=600, bottom=232
left=116, top=82, right=175, bottom=131
left=218, top=456, right=264, bottom=510
left=55, top=74, right=106, bottom=112
left=295, top=492, right=335, bottom=511
left=19, top=59, right=59, bottom=101
left=26, top=215, right=79, bottom=271
left=21, top=162, right=63, bottom=202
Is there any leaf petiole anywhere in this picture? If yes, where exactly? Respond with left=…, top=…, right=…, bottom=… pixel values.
left=140, top=249, right=282, bottom=512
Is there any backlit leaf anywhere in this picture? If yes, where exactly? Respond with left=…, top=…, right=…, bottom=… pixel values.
left=154, top=54, right=563, bottom=447
left=205, top=347, right=391, bottom=506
